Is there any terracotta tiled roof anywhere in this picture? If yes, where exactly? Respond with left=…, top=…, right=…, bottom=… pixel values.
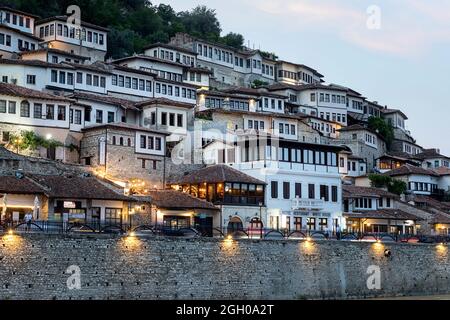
left=0, top=58, right=74, bottom=69
left=143, top=42, right=197, bottom=55
left=0, top=24, right=42, bottom=41
left=135, top=97, right=194, bottom=109
left=344, top=209, right=420, bottom=221
left=342, top=185, right=398, bottom=199
left=381, top=108, right=408, bottom=119
left=0, top=175, right=45, bottom=194
left=29, top=174, right=130, bottom=201
left=20, top=48, right=90, bottom=60
left=70, top=92, right=138, bottom=110
left=411, top=195, right=450, bottom=211
left=432, top=213, right=450, bottom=224
left=0, top=83, right=73, bottom=102
left=415, top=149, right=450, bottom=160
left=221, top=87, right=287, bottom=99
left=432, top=167, right=450, bottom=176
left=82, top=122, right=169, bottom=136
left=385, top=164, right=439, bottom=177
left=172, top=165, right=266, bottom=185
left=135, top=190, right=218, bottom=210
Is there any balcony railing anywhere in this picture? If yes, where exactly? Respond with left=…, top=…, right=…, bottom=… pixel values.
left=292, top=197, right=325, bottom=210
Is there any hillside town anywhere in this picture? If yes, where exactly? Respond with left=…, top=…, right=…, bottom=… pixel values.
left=1, top=6, right=450, bottom=240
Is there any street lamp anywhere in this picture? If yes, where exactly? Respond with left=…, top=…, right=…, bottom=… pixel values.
left=258, top=201, right=263, bottom=239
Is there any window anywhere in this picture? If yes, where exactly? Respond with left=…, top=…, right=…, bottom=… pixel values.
left=74, top=110, right=81, bottom=125
left=33, top=103, right=42, bottom=119
left=308, top=184, right=315, bottom=199
left=51, top=70, right=58, bottom=82
left=8, top=101, right=16, bottom=114
left=59, top=71, right=66, bottom=84
left=76, top=72, right=83, bottom=84
left=271, top=181, right=278, bottom=199
left=96, top=110, right=103, bottom=123
left=0, top=100, right=5, bottom=113
left=169, top=113, right=175, bottom=126
left=57, top=105, right=66, bottom=120
left=320, top=185, right=329, bottom=201
left=295, top=183, right=302, bottom=198
left=46, top=104, right=54, bottom=120
left=105, top=208, right=122, bottom=225
left=177, top=114, right=183, bottom=127
left=161, top=112, right=167, bottom=126
left=15, top=100, right=27, bottom=117
left=26, top=75, right=36, bottom=85
left=107, top=112, right=114, bottom=123
left=283, top=182, right=290, bottom=200
left=140, top=135, right=146, bottom=148
left=155, top=137, right=162, bottom=151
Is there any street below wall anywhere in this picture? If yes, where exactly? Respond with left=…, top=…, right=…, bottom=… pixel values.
left=1, top=233, right=450, bottom=300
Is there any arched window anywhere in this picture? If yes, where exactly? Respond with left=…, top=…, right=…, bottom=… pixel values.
left=119, top=137, right=124, bottom=146
left=112, top=136, right=116, bottom=145
left=20, top=100, right=30, bottom=117
left=127, top=138, right=131, bottom=147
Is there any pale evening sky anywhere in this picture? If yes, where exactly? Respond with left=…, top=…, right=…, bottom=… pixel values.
left=154, top=0, right=450, bottom=154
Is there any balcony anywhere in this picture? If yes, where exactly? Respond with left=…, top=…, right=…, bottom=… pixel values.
left=292, top=197, right=325, bottom=210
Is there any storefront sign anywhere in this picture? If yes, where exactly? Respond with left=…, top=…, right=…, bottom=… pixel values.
left=64, top=201, right=76, bottom=209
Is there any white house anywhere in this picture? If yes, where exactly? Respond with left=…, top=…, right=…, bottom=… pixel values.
left=35, top=16, right=108, bottom=62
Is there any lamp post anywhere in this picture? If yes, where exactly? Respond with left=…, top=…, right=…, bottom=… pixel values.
left=259, top=201, right=263, bottom=239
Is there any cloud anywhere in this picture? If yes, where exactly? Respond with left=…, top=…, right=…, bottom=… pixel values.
left=246, top=0, right=450, bottom=57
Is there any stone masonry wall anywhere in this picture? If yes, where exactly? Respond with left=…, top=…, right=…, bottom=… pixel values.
left=1, top=234, right=450, bottom=300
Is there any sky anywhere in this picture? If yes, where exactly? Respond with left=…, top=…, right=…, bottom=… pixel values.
left=154, top=0, right=450, bottom=154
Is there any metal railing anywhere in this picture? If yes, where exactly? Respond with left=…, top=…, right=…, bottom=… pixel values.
left=0, top=221, right=447, bottom=244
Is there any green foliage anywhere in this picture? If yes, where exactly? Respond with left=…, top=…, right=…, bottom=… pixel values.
left=368, top=174, right=407, bottom=195
left=4, top=1, right=252, bottom=59
left=259, top=50, right=278, bottom=60
left=10, top=131, right=63, bottom=151
left=368, top=116, right=394, bottom=149
left=368, top=174, right=391, bottom=188
left=251, top=79, right=269, bottom=88
left=219, top=32, right=244, bottom=49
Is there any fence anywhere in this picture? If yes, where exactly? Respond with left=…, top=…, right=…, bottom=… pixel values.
left=1, top=220, right=449, bottom=244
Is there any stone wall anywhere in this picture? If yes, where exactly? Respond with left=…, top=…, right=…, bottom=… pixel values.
left=1, top=233, right=450, bottom=300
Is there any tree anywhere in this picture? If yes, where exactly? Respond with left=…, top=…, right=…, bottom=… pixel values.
left=220, top=32, right=244, bottom=49
left=178, top=5, right=222, bottom=41
left=368, top=116, right=394, bottom=149
left=368, top=174, right=407, bottom=196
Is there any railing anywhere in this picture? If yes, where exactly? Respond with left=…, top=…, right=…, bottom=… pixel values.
left=0, top=221, right=446, bottom=243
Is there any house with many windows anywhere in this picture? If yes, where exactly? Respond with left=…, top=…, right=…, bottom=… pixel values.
left=35, top=15, right=108, bottom=62
left=342, top=185, right=419, bottom=235
left=0, top=7, right=41, bottom=58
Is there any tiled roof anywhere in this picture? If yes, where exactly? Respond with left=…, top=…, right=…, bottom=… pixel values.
left=136, top=190, right=218, bottom=210
left=344, top=209, right=420, bottom=221
left=20, top=48, right=90, bottom=60
left=221, top=87, right=287, bottom=99
left=62, top=61, right=112, bottom=74
left=0, top=58, right=74, bottom=69
left=381, top=108, right=408, bottom=119
left=36, top=16, right=109, bottom=32
left=143, top=42, right=198, bottom=55
left=0, top=146, right=25, bottom=160
left=432, top=213, right=450, bottom=224
left=385, top=164, right=439, bottom=177
left=135, top=97, right=194, bottom=109
left=433, top=167, right=450, bottom=176
left=0, top=83, right=73, bottom=102
left=0, top=175, right=45, bottom=194
left=0, top=24, right=42, bottom=41
left=113, top=54, right=187, bottom=69
left=415, top=149, right=450, bottom=160
left=172, top=165, right=266, bottom=185
left=70, top=92, right=138, bottom=110
left=342, top=185, right=398, bottom=199
left=411, top=195, right=450, bottom=211
left=0, top=6, right=40, bottom=19
left=82, top=122, right=170, bottom=136
left=29, top=174, right=130, bottom=201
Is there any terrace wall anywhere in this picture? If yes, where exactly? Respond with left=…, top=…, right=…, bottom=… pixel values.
left=0, top=234, right=449, bottom=300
